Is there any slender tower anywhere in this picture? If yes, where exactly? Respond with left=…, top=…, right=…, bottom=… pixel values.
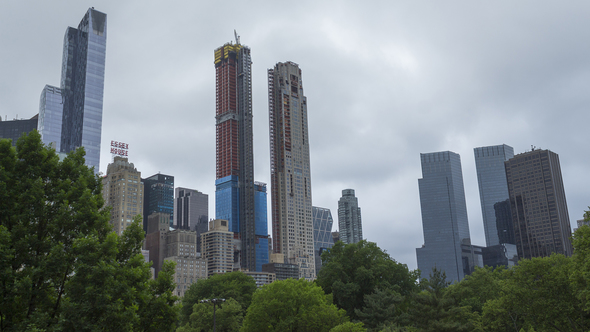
left=268, top=61, right=315, bottom=280
left=214, top=33, right=256, bottom=272
left=338, top=189, right=363, bottom=244
left=59, top=8, right=107, bottom=171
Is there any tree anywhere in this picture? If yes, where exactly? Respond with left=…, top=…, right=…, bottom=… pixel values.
left=571, top=209, right=590, bottom=313
left=242, top=278, right=348, bottom=332
left=316, top=240, right=418, bottom=321
left=180, top=271, right=256, bottom=325
left=354, top=288, right=402, bottom=331
left=176, top=298, right=243, bottom=332
left=0, top=132, right=178, bottom=331
left=405, top=268, right=479, bottom=332
left=329, top=322, right=367, bottom=332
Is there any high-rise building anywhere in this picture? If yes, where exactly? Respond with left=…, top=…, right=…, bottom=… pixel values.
left=0, top=115, right=39, bottom=146
left=201, top=219, right=234, bottom=277
left=416, top=151, right=477, bottom=283
left=102, top=156, right=143, bottom=235
left=505, top=149, right=573, bottom=259
left=142, top=173, right=174, bottom=232
left=214, top=35, right=257, bottom=272
left=38, top=85, right=63, bottom=151
left=174, top=187, right=208, bottom=231
left=268, top=61, right=315, bottom=280
left=254, top=182, right=269, bottom=272
left=144, top=212, right=170, bottom=277
left=338, top=189, right=363, bottom=244
left=57, top=8, right=107, bottom=171
left=312, top=206, right=335, bottom=274
left=474, top=144, right=515, bottom=246
left=165, top=229, right=207, bottom=297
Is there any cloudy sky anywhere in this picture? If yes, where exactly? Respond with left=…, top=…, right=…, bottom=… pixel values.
left=2, top=1, right=590, bottom=270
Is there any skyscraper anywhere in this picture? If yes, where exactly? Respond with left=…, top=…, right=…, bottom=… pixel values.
left=254, top=182, right=269, bottom=272
left=312, top=206, right=335, bottom=274
left=214, top=35, right=257, bottom=272
left=338, top=189, right=363, bottom=244
left=268, top=61, right=315, bottom=280
left=102, top=156, right=144, bottom=235
left=174, top=187, right=208, bottom=231
left=142, top=174, right=174, bottom=232
left=505, top=149, right=573, bottom=259
left=474, top=144, right=514, bottom=246
left=58, top=8, right=107, bottom=171
left=416, top=151, right=476, bottom=282
left=38, top=85, right=63, bottom=151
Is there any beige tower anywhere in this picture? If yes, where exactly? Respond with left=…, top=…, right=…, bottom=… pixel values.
left=268, top=61, right=315, bottom=280
left=201, top=219, right=234, bottom=277
left=102, top=156, right=143, bottom=235
left=164, top=229, right=207, bottom=297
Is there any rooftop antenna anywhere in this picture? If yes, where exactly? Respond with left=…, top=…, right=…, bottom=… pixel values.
left=234, top=29, right=240, bottom=45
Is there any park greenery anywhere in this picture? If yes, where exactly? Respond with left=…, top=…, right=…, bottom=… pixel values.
left=2, top=132, right=590, bottom=331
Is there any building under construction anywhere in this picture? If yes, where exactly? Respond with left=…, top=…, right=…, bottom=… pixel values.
left=214, top=34, right=257, bottom=272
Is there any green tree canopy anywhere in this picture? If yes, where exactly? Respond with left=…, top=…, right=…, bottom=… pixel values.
left=0, top=132, right=177, bottom=331
left=242, top=278, right=347, bottom=332
left=179, top=271, right=256, bottom=325
left=177, top=298, right=242, bottom=332
left=316, top=240, right=418, bottom=321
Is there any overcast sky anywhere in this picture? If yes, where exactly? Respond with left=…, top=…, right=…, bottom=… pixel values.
left=2, top=1, right=590, bottom=270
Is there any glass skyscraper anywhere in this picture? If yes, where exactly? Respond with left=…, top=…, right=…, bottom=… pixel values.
left=0, top=115, right=38, bottom=146
left=416, top=151, right=476, bottom=283
left=254, top=182, right=269, bottom=272
left=312, top=206, right=335, bottom=274
left=38, top=85, right=63, bottom=151
left=338, top=189, right=363, bottom=244
left=39, top=8, right=107, bottom=171
left=474, top=144, right=514, bottom=246
left=142, top=174, right=174, bottom=232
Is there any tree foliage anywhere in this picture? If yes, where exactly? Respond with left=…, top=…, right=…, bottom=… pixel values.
left=0, top=132, right=178, bottom=331
left=177, top=298, right=243, bottom=332
left=242, top=278, right=347, bottom=332
left=179, top=271, right=256, bottom=325
left=316, top=240, right=418, bottom=322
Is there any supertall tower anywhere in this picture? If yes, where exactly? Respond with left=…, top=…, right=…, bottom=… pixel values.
left=214, top=34, right=257, bottom=272
left=268, top=61, right=315, bottom=280
left=59, top=8, right=107, bottom=171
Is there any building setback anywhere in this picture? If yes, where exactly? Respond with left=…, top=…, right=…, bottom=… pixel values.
left=142, top=173, right=174, bottom=232
left=338, top=189, right=363, bottom=244
left=0, top=115, right=38, bottom=146
left=58, top=8, right=107, bottom=171
left=416, top=151, right=478, bottom=283
left=474, top=144, right=515, bottom=247
left=505, top=149, right=573, bottom=259
left=268, top=61, right=315, bottom=280
left=214, top=35, right=257, bottom=272
left=102, top=156, right=143, bottom=235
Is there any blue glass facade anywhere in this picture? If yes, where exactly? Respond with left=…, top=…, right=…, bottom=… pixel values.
left=142, top=174, right=174, bottom=232
left=38, top=85, right=63, bottom=151
left=215, top=175, right=239, bottom=233
left=416, top=151, right=474, bottom=283
left=337, top=189, right=362, bottom=244
left=0, top=115, right=38, bottom=146
left=312, top=206, right=334, bottom=274
left=59, top=8, right=106, bottom=172
left=254, top=182, right=269, bottom=271
left=474, top=144, right=514, bottom=246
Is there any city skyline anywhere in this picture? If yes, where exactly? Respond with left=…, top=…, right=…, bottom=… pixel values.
left=3, top=2, right=590, bottom=270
